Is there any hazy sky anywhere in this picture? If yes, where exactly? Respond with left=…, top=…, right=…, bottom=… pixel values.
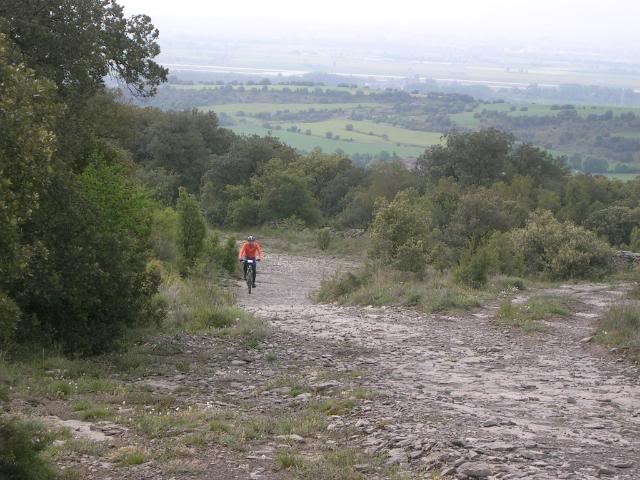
left=119, top=0, right=639, bottom=51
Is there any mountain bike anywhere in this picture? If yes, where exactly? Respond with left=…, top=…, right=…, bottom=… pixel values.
left=244, top=259, right=256, bottom=294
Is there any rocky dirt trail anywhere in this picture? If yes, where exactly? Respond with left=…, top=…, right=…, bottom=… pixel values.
left=241, top=253, right=640, bottom=479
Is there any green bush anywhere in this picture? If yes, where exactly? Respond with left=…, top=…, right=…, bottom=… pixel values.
left=394, top=239, right=428, bottom=277
left=316, top=228, right=332, bottom=251
left=0, top=417, right=56, bottom=480
left=177, top=187, right=206, bottom=273
left=370, top=190, right=430, bottom=270
left=0, top=293, right=20, bottom=358
left=482, top=231, right=525, bottom=276
left=150, top=207, right=178, bottom=262
left=511, top=210, right=613, bottom=280
left=204, top=233, right=238, bottom=274
left=9, top=173, right=161, bottom=354
left=454, top=243, right=491, bottom=288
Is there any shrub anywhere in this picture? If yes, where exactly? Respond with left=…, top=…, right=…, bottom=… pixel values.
left=204, top=233, right=238, bottom=274
left=10, top=173, right=161, bottom=354
left=511, top=210, right=613, bottom=279
left=0, top=293, right=20, bottom=358
left=0, top=417, right=56, bottom=480
left=150, top=207, right=178, bottom=262
left=370, top=190, right=430, bottom=269
left=454, top=243, right=491, bottom=288
left=482, top=231, right=524, bottom=276
left=221, top=237, right=238, bottom=274
left=315, top=271, right=364, bottom=303
left=316, top=228, right=332, bottom=251
left=394, top=239, right=428, bottom=277
left=177, top=187, right=206, bottom=272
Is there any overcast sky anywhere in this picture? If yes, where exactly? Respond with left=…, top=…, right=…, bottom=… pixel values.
left=119, top=0, right=639, bottom=52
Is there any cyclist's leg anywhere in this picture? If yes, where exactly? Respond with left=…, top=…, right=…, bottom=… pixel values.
left=252, top=260, right=257, bottom=285
left=243, top=261, right=248, bottom=279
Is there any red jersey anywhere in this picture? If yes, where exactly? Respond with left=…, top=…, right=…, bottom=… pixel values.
left=238, top=241, right=264, bottom=260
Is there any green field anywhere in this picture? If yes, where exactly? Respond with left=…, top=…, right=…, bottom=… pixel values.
left=275, top=119, right=442, bottom=147
left=201, top=102, right=382, bottom=115
left=230, top=122, right=427, bottom=156
left=197, top=99, right=441, bottom=157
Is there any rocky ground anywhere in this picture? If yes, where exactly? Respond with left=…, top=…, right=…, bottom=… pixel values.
left=13, top=252, right=639, bottom=480
left=240, top=253, right=640, bottom=479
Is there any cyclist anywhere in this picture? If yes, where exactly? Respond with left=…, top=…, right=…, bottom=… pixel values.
left=238, top=235, right=264, bottom=288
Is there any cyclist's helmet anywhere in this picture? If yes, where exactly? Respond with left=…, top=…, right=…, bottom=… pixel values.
left=247, top=235, right=256, bottom=242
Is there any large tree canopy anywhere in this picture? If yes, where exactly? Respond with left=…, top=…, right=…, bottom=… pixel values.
left=0, top=0, right=167, bottom=98
left=0, top=34, right=60, bottom=280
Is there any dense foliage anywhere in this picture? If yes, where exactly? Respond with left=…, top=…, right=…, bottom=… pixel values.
left=0, top=418, right=55, bottom=480
left=0, top=1, right=167, bottom=355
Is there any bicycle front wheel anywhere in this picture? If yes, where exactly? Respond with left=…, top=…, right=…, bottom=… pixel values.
left=246, top=265, right=253, bottom=294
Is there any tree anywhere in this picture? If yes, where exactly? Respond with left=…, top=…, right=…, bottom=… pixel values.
left=177, top=187, right=206, bottom=272
left=295, top=152, right=365, bottom=217
left=246, top=159, right=321, bottom=225
left=507, top=144, right=566, bottom=182
left=585, top=206, right=640, bottom=247
left=1, top=0, right=167, bottom=98
left=1, top=0, right=168, bottom=169
left=416, top=129, right=513, bottom=186
left=0, top=34, right=59, bottom=282
left=10, top=172, right=161, bottom=354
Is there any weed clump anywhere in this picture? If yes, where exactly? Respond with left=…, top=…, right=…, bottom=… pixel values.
left=595, top=305, right=640, bottom=355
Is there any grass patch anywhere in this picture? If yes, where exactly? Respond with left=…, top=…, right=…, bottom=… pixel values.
left=240, top=409, right=327, bottom=439
left=114, top=447, right=147, bottom=465
left=314, top=266, right=480, bottom=313
left=310, top=398, right=356, bottom=416
left=218, top=315, right=270, bottom=348
left=496, top=294, right=570, bottom=331
left=350, top=388, right=378, bottom=400
left=594, top=304, right=640, bottom=355
left=276, top=449, right=305, bottom=469
left=49, top=438, right=110, bottom=458
left=134, top=410, right=209, bottom=438
left=296, top=448, right=374, bottom=480
left=72, top=400, right=112, bottom=421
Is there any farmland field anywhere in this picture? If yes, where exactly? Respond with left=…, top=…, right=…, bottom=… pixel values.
left=201, top=102, right=382, bottom=115
left=199, top=99, right=442, bottom=157
left=165, top=79, right=640, bottom=171
left=230, top=122, right=430, bottom=157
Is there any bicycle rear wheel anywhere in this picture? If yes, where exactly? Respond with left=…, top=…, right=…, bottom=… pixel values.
left=246, top=265, right=253, bottom=294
